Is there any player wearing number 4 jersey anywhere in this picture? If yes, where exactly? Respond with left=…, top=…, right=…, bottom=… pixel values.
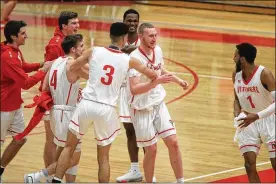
left=232, top=43, right=275, bottom=183
left=24, top=34, right=88, bottom=183
left=51, top=22, right=170, bottom=183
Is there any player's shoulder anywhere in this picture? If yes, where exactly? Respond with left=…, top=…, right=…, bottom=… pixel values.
left=48, top=35, right=63, bottom=45
left=129, top=47, right=140, bottom=57
left=154, top=45, right=162, bottom=52
left=260, top=65, right=273, bottom=78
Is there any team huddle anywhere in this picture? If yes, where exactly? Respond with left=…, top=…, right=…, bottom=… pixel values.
left=0, top=8, right=275, bottom=183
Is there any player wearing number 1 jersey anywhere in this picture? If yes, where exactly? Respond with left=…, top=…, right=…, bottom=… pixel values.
left=51, top=22, right=172, bottom=183
left=232, top=43, right=275, bottom=182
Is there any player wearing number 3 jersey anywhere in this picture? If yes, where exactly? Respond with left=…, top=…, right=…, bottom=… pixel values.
left=51, top=22, right=171, bottom=183
left=232, top=43, right=275, bottom=182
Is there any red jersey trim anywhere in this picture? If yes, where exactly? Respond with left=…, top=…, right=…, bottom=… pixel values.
left=138, top=47, right=155, bottom=64
left=242, top=65, right=259, bottom=85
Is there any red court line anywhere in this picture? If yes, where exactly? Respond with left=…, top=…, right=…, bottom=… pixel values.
left=10, top=14, right=275, bottom=47
left=212, top=168, right=275, bottom=183
left=164, top=58, right=199, bottom=105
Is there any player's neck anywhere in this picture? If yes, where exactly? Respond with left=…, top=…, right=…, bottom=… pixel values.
left=66, top=53, right=76, bottom=59
left=62, top=30, right=69, bottom=36
left=110, top=42, right=122, bottom=50
left=7, top=42, right=19, bottom=49
left=127, top=32, right=138, bottom=44
left=139, top=44, right=152, bottom=55
left=242, top=64, right=256, bottom=79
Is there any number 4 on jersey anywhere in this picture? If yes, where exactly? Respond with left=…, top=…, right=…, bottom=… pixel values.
left=50, top=70, right=57, bottom=90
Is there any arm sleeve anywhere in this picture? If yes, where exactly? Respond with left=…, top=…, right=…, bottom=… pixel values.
left=22, top=60, right=41, bottom=73
left=3, top=60, right=46, bottom=90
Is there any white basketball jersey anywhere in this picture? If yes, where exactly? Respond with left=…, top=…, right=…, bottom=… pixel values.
left=128, top=45, right=166, bottom=110
left=49, top=56, right=80, bottom=106
left=124, top=38, right=140, bottom=47
left=234, top=65, right=273, bottom=113
left=122, top=38, right=141, bottom=87
left=82, top=47, right=130, bottom=106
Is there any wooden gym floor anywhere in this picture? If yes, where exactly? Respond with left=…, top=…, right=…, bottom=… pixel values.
left=0, top=1, right=275, bottom=182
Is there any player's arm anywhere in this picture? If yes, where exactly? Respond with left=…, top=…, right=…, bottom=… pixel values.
left=69, top=48, right=92, bottom=73
left=129, top=57, right=173, bottom=95
left=76, top=64, right=89, bottom=80
left=162, top=67, right=189, bottom=90
left=22, top=60, right=43, bottom=73
left=238, top=68, right=275, bottom=128
left=42, top=69, right=51, bottom=92
left=232, top=71, right=241, bottom=117
left=129, top=57, right=157, bottom=80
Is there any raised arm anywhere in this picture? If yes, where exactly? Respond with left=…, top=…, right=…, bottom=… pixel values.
left=69, top=48, right=92, bottom=73
left=129, top=57, right=157, bottom=80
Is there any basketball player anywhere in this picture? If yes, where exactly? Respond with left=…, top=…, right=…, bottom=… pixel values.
left=24, top=34, right=88, bottom=183
left=128, top=23, right=188, bottom=183
left=116, top=9, right=145, bottom=182
left=42, top=11, right=80, bottom=175
left=0, top=20, right=52, bottom=180
left=121, top=9, right=140, bottom=54
left=51, top=22, right=172, bottom=183
left=232, top=43, right=275, bottom=182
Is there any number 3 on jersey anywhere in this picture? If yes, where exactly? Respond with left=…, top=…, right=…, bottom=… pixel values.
left=50, top=70, right=57, bottom=90
left=101, top=65, right=115, bottom=85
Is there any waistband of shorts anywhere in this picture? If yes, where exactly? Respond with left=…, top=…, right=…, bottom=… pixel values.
left=53, top=105, right=75, bottom=111
left=82, top=98, right=116, bottom=108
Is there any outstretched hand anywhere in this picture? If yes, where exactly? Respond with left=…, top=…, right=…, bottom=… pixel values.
left=238, top=110, right=259, bottom=128
left=179, top=80, right=189, bottom=90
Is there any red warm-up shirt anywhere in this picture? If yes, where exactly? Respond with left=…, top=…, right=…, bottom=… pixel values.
left=44, top=26, right=65, bottom=61
left=1, top=42, right=46, bottom=112
left=38, top=27, right=65, bottom=91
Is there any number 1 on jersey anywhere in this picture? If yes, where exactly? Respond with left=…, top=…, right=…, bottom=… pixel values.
left=50, top=70, right=57, bottom=90
left=101, top=65, right=115, bottom=85
left=247, top=95, right=255, bottom=108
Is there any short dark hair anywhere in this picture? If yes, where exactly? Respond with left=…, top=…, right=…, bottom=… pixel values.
left=58, top=11, right=78, bottom=30
left=123, top=9, right=139, bottom=20
left=61, top=34, right=83, bottom=54
left=138, top=22, right=154, bottom=34
left=236, top=43, right=257, bottom=64
left=110, top=22, right=129, bottom=36
left=4, top=20, right=27, bottom=43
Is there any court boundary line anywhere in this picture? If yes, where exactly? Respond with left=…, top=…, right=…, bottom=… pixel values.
left=184, top=161, right=270, bottom=181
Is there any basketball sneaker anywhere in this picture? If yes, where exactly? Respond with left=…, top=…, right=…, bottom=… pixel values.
left=24, top=172, right=42, bottom=183
left=153, top=176, right=157, bottom=182
left=116, top=169, right=143, bottom=182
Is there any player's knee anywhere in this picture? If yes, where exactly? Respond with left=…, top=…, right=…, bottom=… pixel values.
left=12, top=137, right=26, bottom=147
left=145, top=144, right=157, bottom=156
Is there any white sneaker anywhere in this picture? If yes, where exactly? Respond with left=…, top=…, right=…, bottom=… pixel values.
left=24, top=172, right=41, bottom=183
left=116, top=169, right=143, bottom=182
left=153, top=176, right=157, bottom=182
